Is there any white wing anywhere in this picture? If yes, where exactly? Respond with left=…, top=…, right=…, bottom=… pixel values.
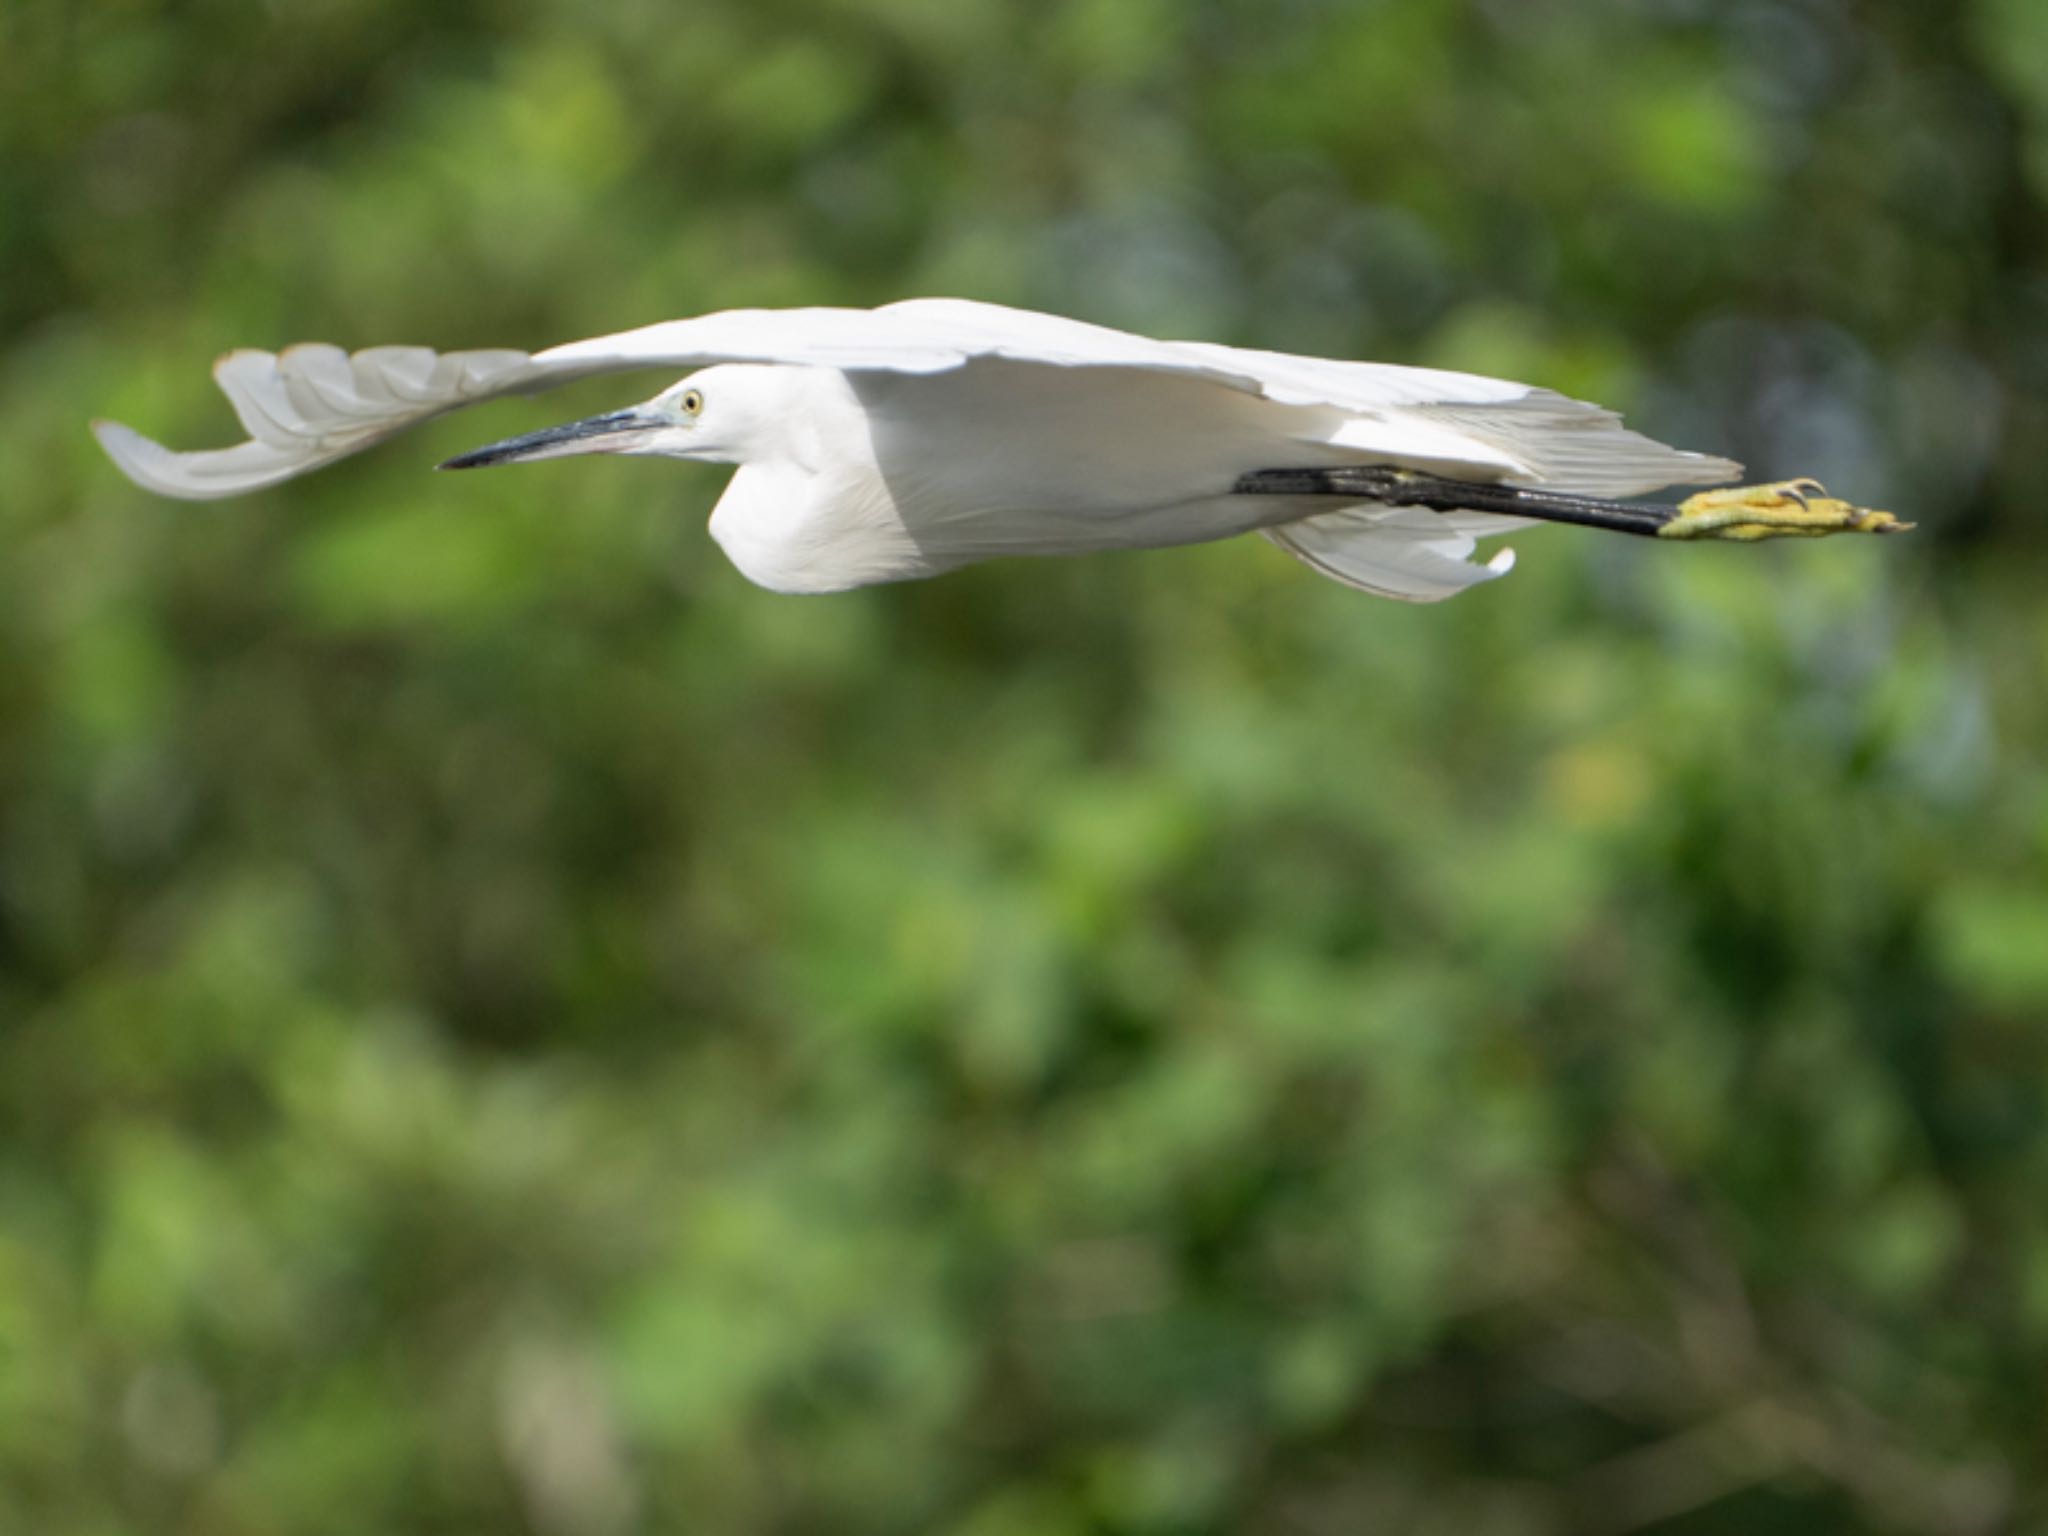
left=95, top=345, right=540, bottom=501
left=95, top=310, right=964, bottom=500
left=96, top=298, right=1737, bottom=502
left=891, top=302, right=1738, bottom=495
left=1261, top=508, right=1520, bottom=603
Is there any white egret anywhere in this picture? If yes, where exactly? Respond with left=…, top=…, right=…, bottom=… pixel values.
left=95, top=298, right=1905, bottom=602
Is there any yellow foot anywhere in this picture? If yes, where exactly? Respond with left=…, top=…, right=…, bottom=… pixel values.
left=1658, top=479, right=1913, bottom=542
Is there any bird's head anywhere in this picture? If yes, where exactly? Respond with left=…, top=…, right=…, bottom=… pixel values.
left=440, top=364, right=792, bottom=472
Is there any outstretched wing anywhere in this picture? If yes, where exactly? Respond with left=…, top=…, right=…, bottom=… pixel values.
left=96, top=298, right=1737, bottom=503
left=95, top=346, right=541, bottom=501
left=93, top=303, right=1265, bottom=501
left=95, top=310, right=958, bottom=500
left=896, top=300, right=1739, bottom=497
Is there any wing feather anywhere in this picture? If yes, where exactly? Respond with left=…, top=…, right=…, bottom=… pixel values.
left=95, top=298, right=1737, bottom=504
left=1261, top=507, right=1521, bottom=604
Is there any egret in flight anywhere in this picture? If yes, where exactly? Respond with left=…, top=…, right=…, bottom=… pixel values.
left=95, top=298, right=1904, bottom=603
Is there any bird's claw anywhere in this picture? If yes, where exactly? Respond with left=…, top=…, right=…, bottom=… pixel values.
left=1658, top=479, right=1913, bottom=542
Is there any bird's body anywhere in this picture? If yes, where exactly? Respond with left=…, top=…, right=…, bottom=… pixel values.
left=709, top=359, right=1349, bottom=592
left=95, top=298, right=1902, bottom=601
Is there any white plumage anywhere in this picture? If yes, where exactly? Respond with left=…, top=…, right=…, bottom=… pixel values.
left=94, top=297, right=1739, bottom=602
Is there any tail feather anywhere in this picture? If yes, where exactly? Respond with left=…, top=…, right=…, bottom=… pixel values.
left=1412, top=395, right=1740, bottom=498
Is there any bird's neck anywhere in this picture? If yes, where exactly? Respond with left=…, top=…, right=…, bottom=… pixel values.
left=706, top=455, right=929, bottom=596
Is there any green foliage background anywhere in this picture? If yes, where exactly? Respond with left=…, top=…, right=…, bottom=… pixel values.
left=5, top=1, right=2048, bottom=1531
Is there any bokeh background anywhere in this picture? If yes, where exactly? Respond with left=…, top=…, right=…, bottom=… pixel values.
left=6, top=1, right=2048, bottom=1531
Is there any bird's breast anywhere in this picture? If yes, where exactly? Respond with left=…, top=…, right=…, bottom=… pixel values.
left=706, top=459, right=937, bottom=594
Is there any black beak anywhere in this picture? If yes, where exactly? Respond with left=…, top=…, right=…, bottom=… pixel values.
left=439, top=406, right=669, bottom=470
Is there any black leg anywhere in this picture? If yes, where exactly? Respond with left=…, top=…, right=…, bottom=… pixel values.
left=1233, top=467, right=1909, bottom=542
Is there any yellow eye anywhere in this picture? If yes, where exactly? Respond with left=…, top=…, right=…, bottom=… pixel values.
left=680, top=388, right=704, bottom=416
